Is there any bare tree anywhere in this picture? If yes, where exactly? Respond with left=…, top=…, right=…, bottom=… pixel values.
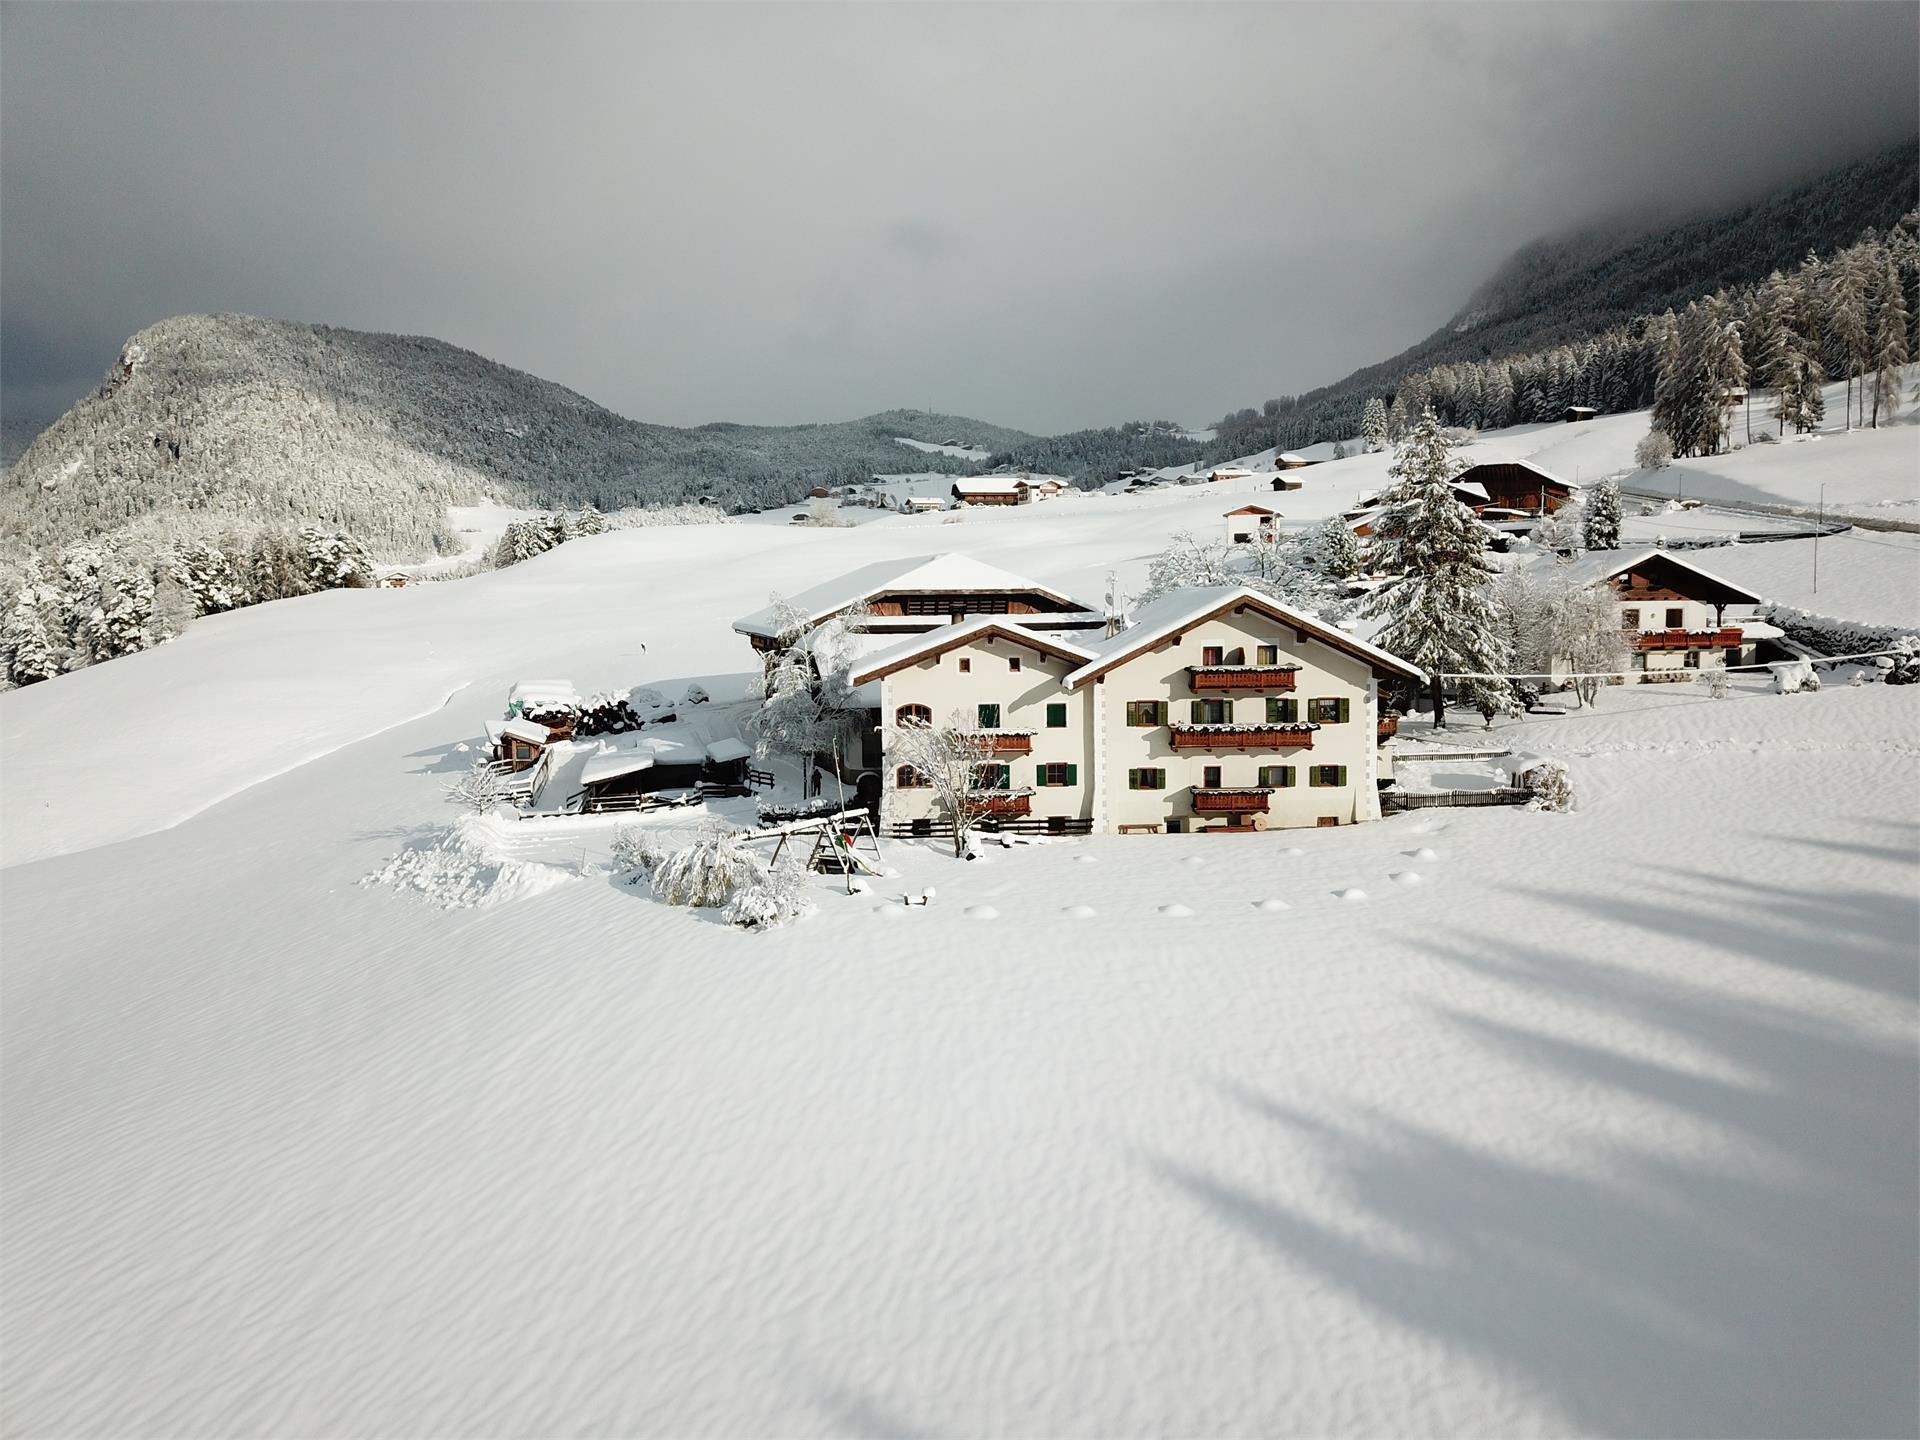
left=885, top=709, right=1002, bottom=858
left=1550, top=579, right=1633, bottom=708
left=443, top=756, right=513, bottom=812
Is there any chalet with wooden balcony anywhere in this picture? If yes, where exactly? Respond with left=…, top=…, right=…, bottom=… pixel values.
left=1555, top=549, right=1769, bottom=682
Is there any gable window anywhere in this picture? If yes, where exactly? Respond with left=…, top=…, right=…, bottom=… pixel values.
left=1266, top=697, right=1298, bottom=724
left=1202, top=765, right=1222, bottom=788
left=1128, top=767, right=1165, bottom=790
left=958, top=657, right=971, bottom=673
left=1201, top=645, right=1225, bottom=666
left=1665, top=607, right=1685, bottom=629
left=896, top=765, right=929, bottom=788
left=1038, top=762, right=1077, bottom=787
left=1256, top=645, right=1278, bottom=665
left=1126, top=700, right=1164, bottom=727
left=1621, top=608, right=1641, bottom=629
left=976, top=702, right=1001, bottom=728
left=1258, top=765, right=1294, bottom=788
left=1046, top=702, right=1067, bottom=728
left=1009, top=656, right=1022, bottom=672
left=895, top=703, right=932, bottom=726
left=1308, top=697, right=1349, bottom=724
left=1189, top=698, right=1232, bottom=724
left=1308, top=765, right=1348, bottom=787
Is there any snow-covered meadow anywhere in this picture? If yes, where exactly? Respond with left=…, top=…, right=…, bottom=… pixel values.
left=3, top=392, right=1916, bottom=1437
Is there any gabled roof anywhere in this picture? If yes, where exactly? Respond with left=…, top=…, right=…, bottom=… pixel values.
left=1062, top=586, right=1426, bottom=687
left=952, top=478, right=1028, bottom=496
left=731, top=553, right=1093, bottom=639
left=1224, top=504, right=1279, bottom=517
left=1456, top=457, right=1577, bottom=492
left=1553, top=548, right=1766, bottom=605
left=501, top=718, right=551, bottom=746
left=849, top=618, right=1099, bottom=686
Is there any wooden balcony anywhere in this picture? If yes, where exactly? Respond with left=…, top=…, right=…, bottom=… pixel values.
left=968, top=731, right=1034, bottom=755
left=980, top=792, right=1031, bottom=817
left=1192, top=788, right=1271, bottom=814
left=1169, top=723, right=1315, bottom=752
left=1636, top=627, right=1743, bottom=651
left=1186, top=665, right=1299, bottom=692
left=1377, top=712, right=1400, bottom=742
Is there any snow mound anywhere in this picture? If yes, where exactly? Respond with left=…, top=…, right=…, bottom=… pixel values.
left=870, top=903, right=905, bottom=918
left=1254, top=899, right=1291, bottom=912
left=1335, top=888, right=1369, bottom=902
left=1179, top=856, right=1205, bottom=867
left=1070, top=855, right=1099, bottom=863
left=1280, top=846, right=1305, bottom=857
left=1390, top=871, right=1424, bottom=886
left=1157, top=903, right=1194, bottom=917
left=1060, top=904, right=1097, bottom=918
left=1410, top=847, right=1439, bottom=861
left=361, top=813, right=579, bottom=910
left=964, top=905, right=1000, bottom=920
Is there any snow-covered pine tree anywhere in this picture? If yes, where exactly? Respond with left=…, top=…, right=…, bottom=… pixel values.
left=1361, top=408, right=1507, bottom=727
left=1305, top=515, right=1362, bottom=581
left=1536, top=499, right=1586, bottom=556
left=175, top=540, right=246, bottom=614
left=1868, top=253, right=1910, bottom=427
left=1583, top=477, right=1622, bottom=550
left=80, top=561, right=155, bottom=662
left=1361, top=397, right=1388, bottom=453
left=0, top=559, right=67, bottom=685
left=1386, top=391, right=1412, bottom=443
left=1825, top=244, right=1873, bottom=429
left=1331, top=442, right=1348, bottom=461
left=574, top=503, right=609, bottom=535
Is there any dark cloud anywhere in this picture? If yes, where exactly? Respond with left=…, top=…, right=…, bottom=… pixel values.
left=3, top=2, right=1915, bottom=433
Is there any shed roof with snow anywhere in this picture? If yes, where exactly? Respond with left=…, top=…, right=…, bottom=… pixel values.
left=730, top=553, right=1098, bottom=640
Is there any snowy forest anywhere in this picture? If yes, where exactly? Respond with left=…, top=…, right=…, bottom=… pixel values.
left=1209, top=139, right=1919, bottom=459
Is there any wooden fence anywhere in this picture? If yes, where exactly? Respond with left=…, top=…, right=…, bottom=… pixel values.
left=886, top=815, right=1094, bottom=839
left=1383, top=787, right=1530, bottom=813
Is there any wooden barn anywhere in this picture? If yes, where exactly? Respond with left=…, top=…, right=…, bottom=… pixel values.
left=1452, top=460, right=1577, bottom=515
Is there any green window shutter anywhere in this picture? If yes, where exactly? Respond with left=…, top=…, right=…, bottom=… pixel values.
left=1047, top=702, right=1066, bottom=728
left=1281, top=766, right=1294, bottom=788
left=1336, top=766, right=1348, bottom=785
left=1337, top=697, right=1351, bottom=723
left=1189, top=699, right=1205, bottom=723
left=1037, top=764, right=1047, bottom=786
left=1309, top=767, right=1322, bottom=787
left=1066, top=764, right=1077, bottom=786
left=1266, top=698, right=1281, bottom=723
left=1221, top=699, right=1233, bottom=723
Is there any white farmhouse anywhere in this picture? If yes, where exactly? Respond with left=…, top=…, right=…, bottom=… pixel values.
left=1555, top=549, right=1772, bottom=682
left=1223, top=504, right=1281, bottom=545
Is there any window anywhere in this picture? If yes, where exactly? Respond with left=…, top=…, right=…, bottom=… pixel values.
left=1008, top=656, right=1021, bottom=672
left=1202, top=765, right=1222, bottom=788
left=957, top=657, right=971, bottom=673
left=1258, top=765, right=1294, bottom=788
left=1631, top=652, right=1647, bottom=672
left=977, top=702, right=1001, bottom=728
left=1201, top=645, right=1224, bottom=666
left=1129, top=767, right=1165, bottom=790
left=1125, top=700, right=1164, bottom=726
left=1308, top=697, right=1350, bottom=724
left=1266, top=697, right=1298, bottom=724
left=1683, top=650, right=1700, bottom=669
left=1666, top=607, right=1684, bottom=629
left=1046, top=702, right=1067, bottom=728
left=974, top=763, right=1010, bottom=789
left=1316, top=816, right=1340, bottom=828
left=896, top=765, right=929, bottom=788
left=1256, top=645, right=1278, bottom=665
left=1038, top=762, right=1077, bottom=787
left=1309, top=765, right=1348, bottom=787
left=1621, top=608, right=1641, bottom=628
left=895, top=703, right=931, bottom=726
left=1189, top=698, right=1232, bottom=724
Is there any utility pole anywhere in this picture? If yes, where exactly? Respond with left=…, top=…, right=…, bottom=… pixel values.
left=1813, top=483, right=1824, bottom=595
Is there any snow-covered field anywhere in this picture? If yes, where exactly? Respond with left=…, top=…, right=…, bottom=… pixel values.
left=4, top=389, right=1917, bottom=1437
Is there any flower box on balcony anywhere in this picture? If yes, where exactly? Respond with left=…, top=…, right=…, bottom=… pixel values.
left=1635, top=627, right=1743, bottom=651
left=1186, top=665, right=1299, bottom=693
left=1193, top=787, right=1271, bottom=814
left=1169, top=723, right=1317, bottom=751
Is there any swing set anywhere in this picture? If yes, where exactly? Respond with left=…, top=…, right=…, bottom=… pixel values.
left=740, top=807, right=885, bottom=893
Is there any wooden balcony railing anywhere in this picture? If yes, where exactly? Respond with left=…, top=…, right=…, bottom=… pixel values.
left=1169, top=723, right=1316, bottom=752
left=1377, top=712, right=1400, bottom=741
left=1186, top=666, right=1299, bottom=693
left=968, top=731, right=1034, bottom=755
left=1635, top=627, right=1743, bottom=651
left=980, top=792, right=1032, bottom=817
left=1193, top=788, right=1271, bottom=814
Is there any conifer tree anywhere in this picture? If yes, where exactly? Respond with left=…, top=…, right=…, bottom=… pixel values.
left=0, top=560, right=66, bottom=685
left=1361, top=397, right=1388, bottom=453
left=1362, top=408, right=1507, bottom=728
left=1826, top=245, right=1872, bottom=429
left=1869, top=253, right=1910, bottom=427
left=1583, top=478, right=1622, bottom=550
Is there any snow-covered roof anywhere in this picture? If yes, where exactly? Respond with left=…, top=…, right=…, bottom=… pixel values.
left=1458, top=457, right=1577, bottom=492
left=501, top=718, right=551, bottom=746
left=1454, top=480, right=1491, bottom=502
left=579, top=750, right=655, bottom=785
left=704, top=738, right=752, bottom=763
left=952, top=478, right=1028, bottom=496
left=731, top=554, right=1096, bottom=639
left=1553, top=548, right=1767, bottom=605
left=849, top=617, right=1099, bottom=686
left=509, top=679, right=581, bottom=711
left=1224, top=505, right=1279, bottom=517
left=1277, top=453, right=1308, bottom=464
left=1063, top=587, right=1426, bottom=686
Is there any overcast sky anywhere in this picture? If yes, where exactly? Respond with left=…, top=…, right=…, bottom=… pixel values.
left=3, top=3, right=1915, bottom=434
